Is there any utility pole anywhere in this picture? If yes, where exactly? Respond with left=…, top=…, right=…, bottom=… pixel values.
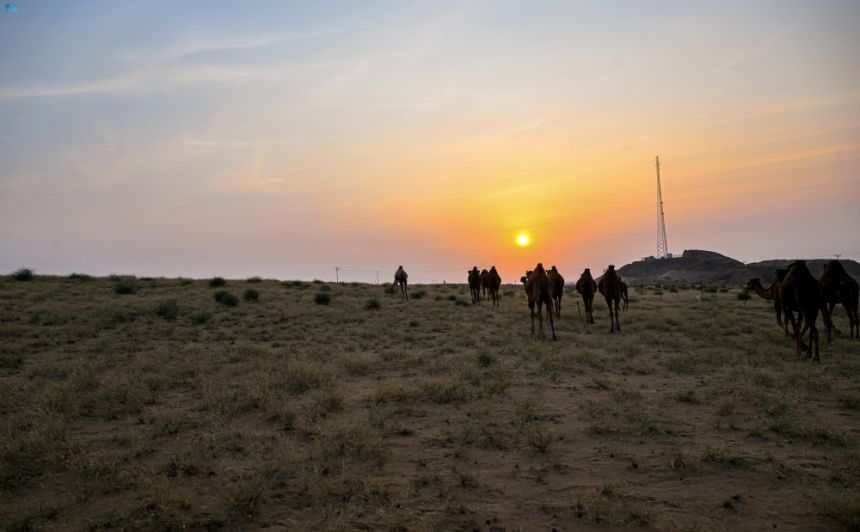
left=335, top=267, right=340, bottom=284
left=375, top=271, right=380, bottom=285
left=835, top=254, right=842, bottom=260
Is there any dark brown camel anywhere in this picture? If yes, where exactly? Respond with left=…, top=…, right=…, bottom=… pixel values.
left=597, top=265, right=623, bottom=333
left=779, top=260, right=826, bottom=362
left=393, top=266, right=408, bottom=300
left=820, top=260, right=859, bottom=340
left=468, top=267, right=481, bottom=304
left=480, top=269, right=490, bottom=301
left=575, top=268, right=597, bottom=324
left=621, top=281, right=629, bottom=311
left=746, top=268, right=788, bottom=335
left=547, top=266, right=564, bottom=319
left=488, top=266, right=502, bottom=307
left=520, top=264, right=556, bottom=340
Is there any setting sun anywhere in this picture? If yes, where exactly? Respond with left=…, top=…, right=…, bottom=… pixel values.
left=516, top=233, right=530, bottom=247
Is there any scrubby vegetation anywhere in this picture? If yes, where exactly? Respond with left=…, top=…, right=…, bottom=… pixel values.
left=0, top=277, right=857, bottom=530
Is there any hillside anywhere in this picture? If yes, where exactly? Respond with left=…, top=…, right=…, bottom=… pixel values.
left=618, top=249, right=860, bottom=284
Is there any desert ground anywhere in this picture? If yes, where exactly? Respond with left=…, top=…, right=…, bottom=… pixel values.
left=1, top=274, right=858, bottom=531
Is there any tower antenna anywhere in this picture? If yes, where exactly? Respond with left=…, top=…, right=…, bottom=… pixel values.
left=655, top=155, right=670, bottom=259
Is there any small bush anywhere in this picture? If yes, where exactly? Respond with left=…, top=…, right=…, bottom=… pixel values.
left=383, top=284, right=395, bottom=294
left=454, top=299, right=470, bottom=306
left=318, top=284, right=331, bottom=292
left=155, top=300, right=179, bottom=320
left=447, top=294, right=457, bottom=301
left=246, top=276, right=262, bottom=283
left=68, top=273, right=93, bottom=282
left=191, top=311, right=212, bottom=325
left=114, top=277, right=139, bottom=294
left=412, top=290, right=426, bottom=299
left=244, top=289, right=259, bottom=302
left=314, top=293, right=331, bottom=305
left=365, top=298, right=381, bottom=311
left=312, top=279, right=322, bottom=284
left=214, top=290, right=239, bottom=306
left=209, top=277, right=227, bottom=287
left=737, top=289, right=751, bottom=302
left=12, top=268, right=34, bottom=281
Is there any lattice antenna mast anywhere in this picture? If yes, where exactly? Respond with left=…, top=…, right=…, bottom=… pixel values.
left=655, top=155, right=669, bottom=259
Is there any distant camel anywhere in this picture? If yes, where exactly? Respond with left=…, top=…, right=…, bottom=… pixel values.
left=468, top=267, right=482, bottom=304
left=488, top=266, right=502, bottom=307
left=480, top=269, right=490, bottom=301
left=779, top=260, right=827, bottom=362
left=547, top=266, right=565, bottom=319
left=393, top=266, right=409, bottom=300
left=597, top=265, right=623, bottom=333
left=746, top=268, right=789, bottom=335
left=819, top=260, right=859, bottom=340
left=575, top=268, right=597, bottom=324
left=621, top=281, right=629, bottom=311
left=520, top=264, right=556, bottom=340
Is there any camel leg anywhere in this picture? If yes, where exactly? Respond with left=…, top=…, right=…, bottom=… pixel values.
left=615, top=298, right=621, bottom=332
left=537, top=302, right=545, bottom=337
left=606, top=297, right=615, bottom=333
left=547, top=297, right=557, bottom=341
left=812, top=324, right=819, bottom=363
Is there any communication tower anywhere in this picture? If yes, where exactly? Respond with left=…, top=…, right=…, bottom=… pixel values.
left=655, top=155, right=670, bottom=259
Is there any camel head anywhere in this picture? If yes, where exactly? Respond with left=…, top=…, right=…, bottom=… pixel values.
left=775, top=268, right=788, bottom=281
left=490, top=266, right=497, bottom=272
left=607, top=265, right=615, bottom=271
left=551, top=265, right=558, bottom=272
left=535, top=263, right=545, bottom=273
left=583, top=268, right=590, bottom=275
left=746, top=278, right=760, bottom=289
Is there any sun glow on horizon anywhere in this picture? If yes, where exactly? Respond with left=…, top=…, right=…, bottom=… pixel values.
left=516, top=233, right=530, bottom=247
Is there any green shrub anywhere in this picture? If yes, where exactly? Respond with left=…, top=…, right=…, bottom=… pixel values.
left=191, top=311, right=212, bottom=325
left=246, top=276, right=262, bottom=283
left=447, top=294, right=457, bottom=301
left=244, top=289, right=260, bottom=302
left=214, top=290, right=239, bottom=306
left=114, top=277, right=139, bottom=294
left=365, top=298, right=381, bottom=311
left=318, top=284, right=331, bottom=292
left=412, top=290, right=426, bottom=299
left=455, top=299, right=470, bottom=306
left=209, top=277, right=227, bottom=287
left=737, top=289, right=751, bottom=302
left=12, top=268, right=34, bottom=281
left=314, top=293, right=331, bottom=305
left=155, top=300, right=179, bottom=320
left=68, top=273, right=93, bottom=281
left=383, top=284, right=395, bottom=294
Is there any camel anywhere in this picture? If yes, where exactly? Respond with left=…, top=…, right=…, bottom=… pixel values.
left=480, top=269, right=490, bottom=301
left=468, top=267, right=482, bottom=304
left=575, top=268, right=598, bottom=324
left=520, top=264, right=556, bottom=340
left=779, top=260, right=827, bottom=362
left=393, top=266, right=409, bottom=300
left=819, top=260, right=859, bottom=340
left=548, top=266, right=565, bottom=319
left=597, top=265, right=623, bottom=333
left=621, top=281, right=629, bottom=311
left=746, top=268, right=789, bottom=335
left=488, top=266, right=502, bottom=307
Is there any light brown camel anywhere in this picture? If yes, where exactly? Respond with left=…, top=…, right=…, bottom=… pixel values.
left=480, top=269, right=490, bottom=301
left=520, top=264, right=556, bottom=340
left=621, top=281, right=629, bottom=311
left=779, top=260, right=827, bottom=362
left=575, top=268, right=597, bottom=324
left=597, top=265, right=623, bottom=333
left=393, top=266, right=408, bottom=300
left=468, top=267, right=482, bottom=304
left=746, top=268, right=789, bottom=335
left=548, top=266, right=565, bottom=319
left=488, top=266, right=502, bottom=307
left=820, top=260, right=859, bottom=340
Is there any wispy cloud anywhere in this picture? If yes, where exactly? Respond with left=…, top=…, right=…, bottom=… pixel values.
left=0, top=65, right=279, bottom=100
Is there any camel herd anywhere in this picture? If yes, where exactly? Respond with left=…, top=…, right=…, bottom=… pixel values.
left=746, top=260, right=859, bottom=362
left=390, top=259, right=858, bottom=357
left=391, top=263, right=629, bottom=340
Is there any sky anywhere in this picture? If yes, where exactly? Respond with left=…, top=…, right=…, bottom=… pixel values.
left=1, top=0, right=859, bottom=283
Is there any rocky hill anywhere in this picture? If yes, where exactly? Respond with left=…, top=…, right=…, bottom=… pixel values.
left=618, top=249, right=860, bottom=284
